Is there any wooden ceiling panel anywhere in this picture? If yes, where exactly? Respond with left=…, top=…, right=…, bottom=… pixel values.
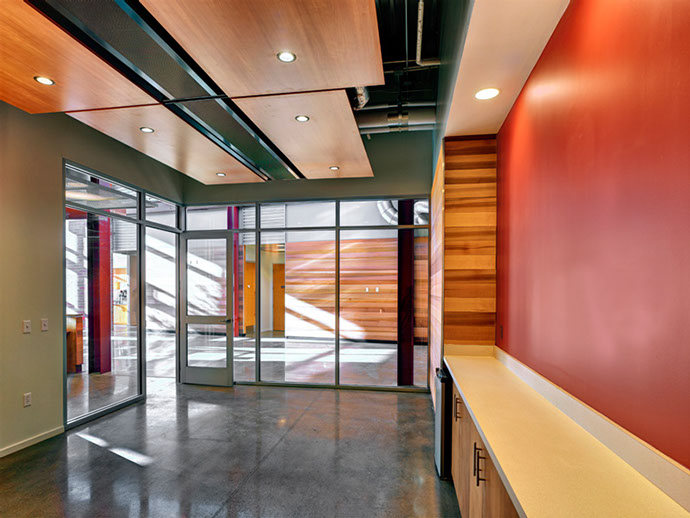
left=68, top=105, right=263, bottom=185
left=140, top=0, right=384, bottom=97
left=0, top=0, right=153, bottom=114
left=235, top=90, right=373, bottom=180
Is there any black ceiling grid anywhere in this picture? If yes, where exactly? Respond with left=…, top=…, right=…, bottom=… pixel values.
left=27, top=0, right=304, bottom=182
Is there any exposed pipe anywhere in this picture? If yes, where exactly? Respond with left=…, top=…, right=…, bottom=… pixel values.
left=356, top=107, right=436, bottom=129
left=359, top=101, right=436, bottom=111
left=359, top=124, right=435, bottom=135
left=416, top=0, right=440, bottom=67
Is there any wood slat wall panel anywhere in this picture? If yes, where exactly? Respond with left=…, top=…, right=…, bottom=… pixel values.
left=444, top=137, right=497, bottom=347
left=284, top=238, right=428, bottom=343
left=429, top=137, right=498, bottom=410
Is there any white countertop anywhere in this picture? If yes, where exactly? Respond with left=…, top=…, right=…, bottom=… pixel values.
left=444, top=354, right=689, bottom=518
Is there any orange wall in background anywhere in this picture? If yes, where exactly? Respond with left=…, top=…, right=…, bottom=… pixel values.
left=497, top=0, right=690, bottom=467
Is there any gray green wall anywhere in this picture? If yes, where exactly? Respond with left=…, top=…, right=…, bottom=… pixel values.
left=0, top=101, right=186, bottom=455
left=0, top=97, right=433, bottom=455
left=183, top=130, right=434, bottom=204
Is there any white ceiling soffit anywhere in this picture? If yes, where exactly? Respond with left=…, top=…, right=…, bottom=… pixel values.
left=444, top=0, right=570, bottom=137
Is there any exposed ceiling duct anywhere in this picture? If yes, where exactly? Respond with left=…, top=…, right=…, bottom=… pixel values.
left=377, top=199, right=430, bottom=225
left=356, top=106, right=435, bottom=134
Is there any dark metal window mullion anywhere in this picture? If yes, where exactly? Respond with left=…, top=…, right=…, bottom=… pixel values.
left=335, top=201, right=341, bottom=386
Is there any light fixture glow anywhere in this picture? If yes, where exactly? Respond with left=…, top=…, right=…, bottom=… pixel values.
left=34, top=76, right=55, bottom=86
left=329, top=166, right=340, bottom=171
left=277, top=51, right=296, bottom=63
left=295, top=115, right=310, bottom=122
left=475, top=88, right=500, bottom=100
left=139, top=126, right=155, bottom=133
left=216, top=172, right=226, bottom=177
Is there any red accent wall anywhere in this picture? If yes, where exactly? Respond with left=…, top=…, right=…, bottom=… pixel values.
left=497, top=0, right=690, bottom=467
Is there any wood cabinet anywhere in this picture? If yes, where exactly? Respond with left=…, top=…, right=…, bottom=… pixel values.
left=451, top=384, right=518, bottom=518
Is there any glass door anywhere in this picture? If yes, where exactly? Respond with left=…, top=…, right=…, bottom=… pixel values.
left=180, top=234, right=233, bottom=386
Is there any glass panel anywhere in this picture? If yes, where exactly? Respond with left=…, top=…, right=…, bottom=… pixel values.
left=145, top=195, right=177, bottom=228
left=339, top=199, right=429, bottom=226
left=186, top=205, right=255, bottom=230
left=232, top=232, right=256, bottom=381
left=146, top=228, right=177, bottom=378
left=187, top=324, right=227, bottom=368
left=260, top=231, right=336, bottom=384
left=65, top=166, right=138, bottom=218
left=413, top=228, right=429, bottom=387
left=186, top=239, right=226, bottom=316
left=339, top=228, right=398, bottom=386
left=65, top=209, right=140, bottom=420
left=260, top=201, right=336, bottom=228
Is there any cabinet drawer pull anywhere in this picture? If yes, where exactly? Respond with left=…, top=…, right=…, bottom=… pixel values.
left=474, top=442, right=487, bottom=486
left=454, top=396, right=462, bottom=421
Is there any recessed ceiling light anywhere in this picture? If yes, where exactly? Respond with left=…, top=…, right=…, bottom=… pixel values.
left=475, top=88, right=500, bottom=100
left=329, top=166, right=340, bottom=171
left=216, top=172, right=226, bottom=177
left=277, top=51, right=296, bottom=63
left=295, top=115, right=310, bottom=122
left=34, top=76, right=55, bottom=86
left=139, top=126, right=155, bottom=133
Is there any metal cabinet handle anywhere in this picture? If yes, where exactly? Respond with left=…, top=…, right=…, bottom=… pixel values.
left=454, top=396, right=462, bottom=421
left=474, top=442, right=487, bottom=486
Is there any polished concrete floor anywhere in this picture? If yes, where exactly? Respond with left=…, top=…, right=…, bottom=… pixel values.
left=1, top=378, right=459, bottom=518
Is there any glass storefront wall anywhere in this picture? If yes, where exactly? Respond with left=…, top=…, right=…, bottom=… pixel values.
left=65, top=164, right=180, bottom=424
left=185, top=198, right=430, bottom=389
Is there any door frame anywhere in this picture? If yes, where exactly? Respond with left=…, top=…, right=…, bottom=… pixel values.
left=180, top=232, right=234, bottom=386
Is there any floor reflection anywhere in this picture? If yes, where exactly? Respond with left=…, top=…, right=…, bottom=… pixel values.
left=0, top=379, right=458, bottom=518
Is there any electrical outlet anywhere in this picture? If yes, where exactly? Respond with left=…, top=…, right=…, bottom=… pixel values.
left=41, top=318, right=49, bottom=332
left=23, top=393, right=32, bottom=407
left=22, top=320, right=31, bottom=334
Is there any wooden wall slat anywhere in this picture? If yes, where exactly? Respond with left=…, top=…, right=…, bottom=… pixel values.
left=429, top=136, right=498, bottom=410
left=284, top=237, right=428, bottom=343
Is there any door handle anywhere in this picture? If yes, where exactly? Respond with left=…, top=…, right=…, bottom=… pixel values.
left=474, top=442, right=486, bottom=486
left=224, top=318, right=233, bottom=324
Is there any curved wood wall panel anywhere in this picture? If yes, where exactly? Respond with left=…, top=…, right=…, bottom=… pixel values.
left=0, top=0, right=153, bottom=114
left=235, top=91, right=373, bottom=179
left=140, top=0, right=384, bottom=97
left=68, top=105, right=262, bottom=184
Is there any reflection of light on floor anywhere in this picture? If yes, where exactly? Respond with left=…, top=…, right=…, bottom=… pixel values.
left=109, top=447, right=154, bottom=466
left=76, top=432, right=108, bottom=448
left=76, top=432, right=154, bottom=467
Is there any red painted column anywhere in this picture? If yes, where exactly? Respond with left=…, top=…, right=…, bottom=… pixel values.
left=87, top=214, right=112, bottom=373
left=397, top=200, right=415, bottom=386
left=228, top=206, right=240, bottom=336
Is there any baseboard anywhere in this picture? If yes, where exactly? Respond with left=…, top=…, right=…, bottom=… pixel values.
left=494, top=346, right=690, bottom=513
left=0, top=426, right=64, bottom=458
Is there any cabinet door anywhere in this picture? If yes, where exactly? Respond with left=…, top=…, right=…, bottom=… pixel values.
left=451, top=386, right=471, bottom=517
left=468, top=421, right=485, bottom=518
left=483, top=452, right=519, bottom=518
left=470, top=419, right=519, bottom=518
